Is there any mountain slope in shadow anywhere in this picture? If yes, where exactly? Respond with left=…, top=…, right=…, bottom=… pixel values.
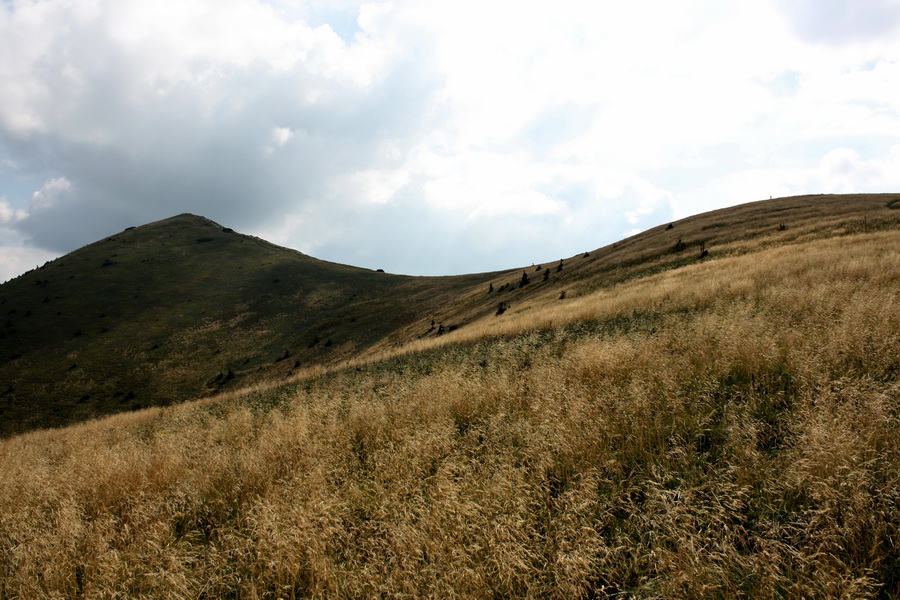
left=0, top=214, right=498, bottom=435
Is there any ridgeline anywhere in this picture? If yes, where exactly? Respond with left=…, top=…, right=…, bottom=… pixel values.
left=1, top=194, right=897, bottom=437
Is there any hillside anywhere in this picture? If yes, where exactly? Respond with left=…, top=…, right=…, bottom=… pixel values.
left=0, top=214, right=497, bottom=436
left=1, top=194, right=898, bottom=437
left=0, top=194, right=899, bottom=597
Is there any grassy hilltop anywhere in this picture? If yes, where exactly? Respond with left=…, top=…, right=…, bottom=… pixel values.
left=1, top=194, right=899, bottom=598
left=0, top=214, right=498, bottom=436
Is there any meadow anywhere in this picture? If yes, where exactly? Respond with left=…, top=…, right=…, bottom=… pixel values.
left=2, top=224, right=898, bottom=598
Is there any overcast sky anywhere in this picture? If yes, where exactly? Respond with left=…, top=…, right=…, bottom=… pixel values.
left=2, top=0, right=900, bottom=281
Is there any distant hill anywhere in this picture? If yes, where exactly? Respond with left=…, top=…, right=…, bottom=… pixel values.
left=1, top=194, right=897, bottom=436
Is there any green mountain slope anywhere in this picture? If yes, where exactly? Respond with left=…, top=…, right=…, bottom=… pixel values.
left=0, top=214, right=497, bottom=435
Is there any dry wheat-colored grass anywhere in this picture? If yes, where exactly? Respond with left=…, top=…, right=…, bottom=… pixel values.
left=1, top=230, right=898, bottom=598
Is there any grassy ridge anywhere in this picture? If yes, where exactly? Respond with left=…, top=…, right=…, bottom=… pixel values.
left=1, top=224, right=898, bottom=597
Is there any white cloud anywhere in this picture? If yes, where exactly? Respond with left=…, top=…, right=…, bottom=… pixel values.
left=0, top=197, right=56, bottom=283
left=1, top=0, right=900, bottom=278
left=0, top=198, right=26, bottom=224
left=336, top=166, right=410, bottom=206
left=272, top=127, right=293, bottom=147
left=29, top=177, right=71, bottom=211
left=0, top=246, right=59, bottom=284
left=671, top=144, right=900, bottom=219
left=817, top=145, right=900, bottom=192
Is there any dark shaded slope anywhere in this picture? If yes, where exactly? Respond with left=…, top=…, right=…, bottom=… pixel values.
left=0, top=214, right=495, bottom=436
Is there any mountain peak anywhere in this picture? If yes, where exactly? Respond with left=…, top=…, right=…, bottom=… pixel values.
left=0, top=211, right=494, bottom=435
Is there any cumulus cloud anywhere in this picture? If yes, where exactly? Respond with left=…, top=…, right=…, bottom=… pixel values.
left=1, top=0, right=899, bottom=278
left=0, top=0, right=445, bottom=254
left=0, top=198, right=26, bottom=225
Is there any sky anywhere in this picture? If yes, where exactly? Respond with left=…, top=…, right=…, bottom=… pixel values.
left=2, top=0, right=900, bottom=281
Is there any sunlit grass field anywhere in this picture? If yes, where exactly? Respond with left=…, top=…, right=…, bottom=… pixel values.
left=2, top=222, right=899, bottom=597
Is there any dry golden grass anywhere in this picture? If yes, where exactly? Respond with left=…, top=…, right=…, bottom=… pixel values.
left=1, top=228, right=898, bottom=598
left=356, top=193, right=900, bottom=362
